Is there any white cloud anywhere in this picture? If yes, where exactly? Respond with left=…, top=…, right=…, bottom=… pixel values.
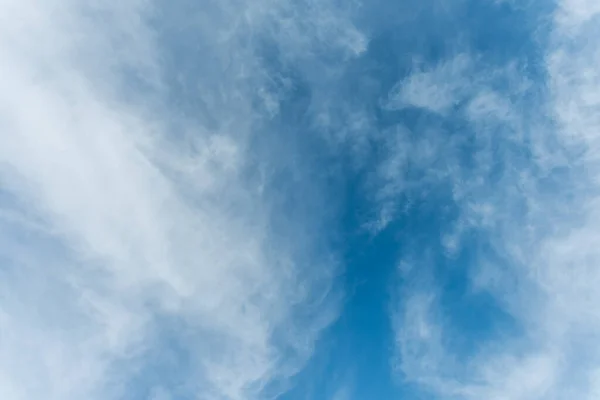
left=0, top=0, right=366, bottom=399
left=384, top=54, right=473, bottom=114
left=331, top=384, right=352, bottom=400
left=391, top=1, right=600, bottom=399
left=370, top=53, right=535, bottom=234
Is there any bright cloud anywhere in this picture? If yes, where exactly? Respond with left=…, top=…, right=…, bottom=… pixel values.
left=0, top=0, right=366, bottom=399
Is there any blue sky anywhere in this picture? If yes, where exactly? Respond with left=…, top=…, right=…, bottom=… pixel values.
left=2, top=0, right=600, bottom=399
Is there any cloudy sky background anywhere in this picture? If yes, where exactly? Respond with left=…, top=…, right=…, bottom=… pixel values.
left=1, top=0, right=600, bottom=399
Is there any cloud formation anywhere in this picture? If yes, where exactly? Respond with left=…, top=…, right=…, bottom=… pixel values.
left=392, top=1, right=600, bottom=399
left=0, top=0, right=366, bottom=399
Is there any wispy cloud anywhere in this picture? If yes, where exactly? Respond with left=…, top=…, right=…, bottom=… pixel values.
left=390, top=1, right=600, bottom=399
left=0, top=0, right=366, bottom=399
left=384, top=54, right=473, bottom=115
left=331, top=385, right=352, bottom=400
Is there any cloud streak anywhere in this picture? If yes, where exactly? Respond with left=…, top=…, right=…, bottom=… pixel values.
left=0, top=0, right=366, bottom=399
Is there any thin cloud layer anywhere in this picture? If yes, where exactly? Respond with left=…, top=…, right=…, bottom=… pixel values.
left=0, top=1, right=365, bottom=399
left=392, top=1, right=600, bottom=399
